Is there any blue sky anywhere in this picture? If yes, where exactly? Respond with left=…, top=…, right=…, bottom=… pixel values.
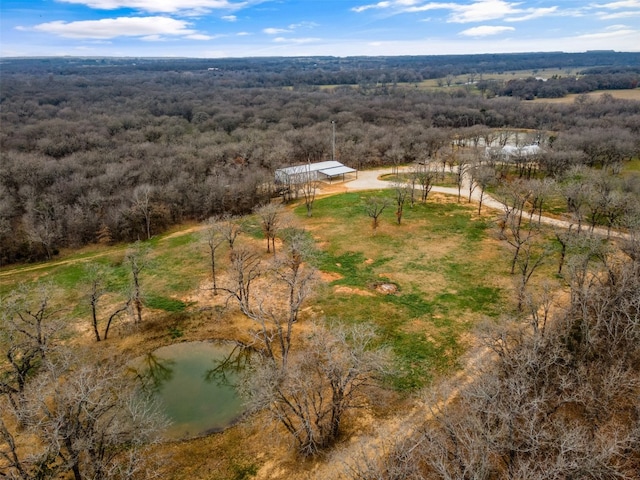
left=1, top=0, right=639, bottom=57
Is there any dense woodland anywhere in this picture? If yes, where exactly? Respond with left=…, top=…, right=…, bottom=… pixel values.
left=1, top=52, right=639, bottom=265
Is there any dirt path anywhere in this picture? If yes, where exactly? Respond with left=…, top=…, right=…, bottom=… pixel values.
left=0, top=225, right=201, bottom=281
left=0, top=248, right=126, bottom=280
left=300, top=346, right=492, bottom=480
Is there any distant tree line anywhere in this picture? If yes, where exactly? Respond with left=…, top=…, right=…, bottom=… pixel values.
left=1, top=56, right=639, bottom=264
left=499, top=69, right=640, bottom=100
left=3, top=51, right=639, bottom=87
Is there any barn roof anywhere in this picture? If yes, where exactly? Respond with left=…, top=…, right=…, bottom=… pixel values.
left=276, top=160, right=344, bottom=175
left=319, top=165, right=357, bottom=177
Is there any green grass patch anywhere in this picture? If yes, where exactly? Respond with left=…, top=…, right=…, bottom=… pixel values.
left=624, top=158, right=640, bottom=173
left=145, top=294, right=188, bottom=313
left=389, top=332, right=438, bottom=390
left=386, top=293, right=433, bottom=317
left=163, top=232, right=198, bottom=248
left=435, top=286, right=502, bottom=316
left=300, top=190, right=511, bottom=391
left=317, top=251, right=387, bottom=287
left=303, top=192, right=366, bottom=220
left=51, top=263, right=89, bottom=290
left=240, top=217, right=264, bottom=240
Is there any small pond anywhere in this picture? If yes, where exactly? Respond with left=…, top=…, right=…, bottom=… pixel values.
left=133, top=341, right=248, bottom=440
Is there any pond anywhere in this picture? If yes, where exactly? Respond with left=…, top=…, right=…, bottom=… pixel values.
left=133, top=341, right=248, bottom=440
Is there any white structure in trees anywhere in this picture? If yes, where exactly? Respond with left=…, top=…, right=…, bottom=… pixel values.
left=497, top=144, right=543, bottom=159
left=275, top=161, right=357, bottom=186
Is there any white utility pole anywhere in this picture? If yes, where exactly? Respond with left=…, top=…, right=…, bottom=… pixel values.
left=331, top=120, right=336, bottom=160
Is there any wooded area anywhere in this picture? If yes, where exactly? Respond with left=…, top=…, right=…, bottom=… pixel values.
left=1, top=53, right=640, bottom=264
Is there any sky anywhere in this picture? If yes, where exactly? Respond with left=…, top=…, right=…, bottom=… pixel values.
left=1, top=0, right=639, bottom=58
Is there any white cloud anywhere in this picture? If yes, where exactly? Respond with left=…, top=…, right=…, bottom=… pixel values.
left=288, top=21, right=319, bottom=29
left=353, top=0, right=558, bottom=23
left=273, top=37, right=321, bottom=44
left=186, top=33, right=216, bottom=40
left=459, top=25, right=515, bottom=36
left=263, top=27, right=291, bottom=34
left=262, top=22, right=316, bottom=37
left=598, top=10, right=640, bottom=18
left=591, top=1, right=640, bottom=9
left=505, top=7, right=558, bottom=22
left=222, top=15, right=237, bottom=21
left=591, top=0, right=640, bottom=18
left=446, top=1, right=552, bottom=23
left=57, top=0, right=252, bottom=14
left=24, top=16, right=204, bottom=39
left=352, top=1, right=393, bottom=13
left=577, top=24, right=637, bottom=39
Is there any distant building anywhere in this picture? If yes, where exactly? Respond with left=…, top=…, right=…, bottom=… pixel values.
left=488, top=144, right=543, bottom=160
left=275, top=161, right=357, bottom=185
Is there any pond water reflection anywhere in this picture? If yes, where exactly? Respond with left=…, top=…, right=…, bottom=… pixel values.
left=133, top=341, right=248, bottom=440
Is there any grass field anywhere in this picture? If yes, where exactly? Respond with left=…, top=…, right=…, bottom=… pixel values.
left=293, top=190, right=510, bottom=390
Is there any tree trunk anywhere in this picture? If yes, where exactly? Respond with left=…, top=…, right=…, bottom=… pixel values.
left=91, top=296, right=101, bottom=342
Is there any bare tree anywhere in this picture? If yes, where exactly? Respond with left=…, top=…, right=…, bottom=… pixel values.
left=85, top=263, right=109, bottom=342
left=22, top=199, right=62, bottom=260
left=620, top=210, right=640, bottom=262
left=222, top=246, right=263, bottom=317
left=471, top=164, right=497, bottom=214
left=0, top=413, right=30, bottom=480
left=0, top=283, right=61, bottom=410
left=527, top=177, right=556, bottom=224
left=202, top=217, right=225, bottom=295
left=560, top=166, right=591, bottom=233
left=248, top=230, right=318, bottom=369
left=497, top=180, right=535, bottom=274
left=299, top=165, right=319, bottom=217
left=523, top=281, right=556, bottom=339
left=218, top=213, right=243, bottom=251
left=83, top=263, right=132, bottom=343
left=254, top=203, right=285, bottom=254
left=365, top=196, right=390, bottom=232
left=513, top=238, right=551, bottom=311
left=242, top=322, right=390, bottom=457
left=124, top=242, right=148, bottom=324
left=393, top=181, right=410, bottom=225
left=454, top=155, right=469, bottom=203
left=563, top=234, right=610, bottom=308
left=445, top=74, right=454, bottom=87
left=1, top=354, right=167, bottom=480
left=412, top=159, right=438, bottom=203
left=132, top=184, right=154, bottom=240
left=385, top=146, right=405, bottom=176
